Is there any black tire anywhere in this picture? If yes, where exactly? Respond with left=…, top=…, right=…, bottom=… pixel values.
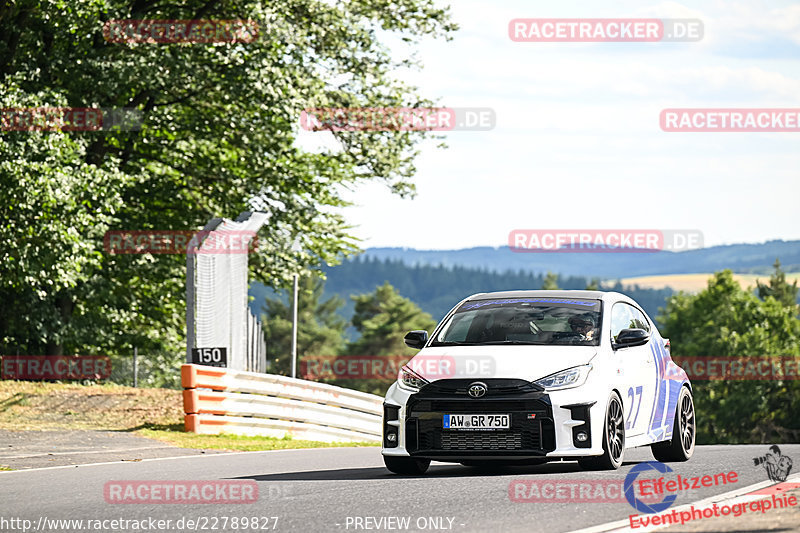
left=652, top=386, right=695, bottom=462
left=383, top=455, right=431, bottom=475
left=579, top=391, right=625, bottom=470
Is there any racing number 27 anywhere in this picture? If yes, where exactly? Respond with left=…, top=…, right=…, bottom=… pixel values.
left=626, top=386, right=643, bottom=429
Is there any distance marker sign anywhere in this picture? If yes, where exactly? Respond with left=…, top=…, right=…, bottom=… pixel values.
left=190, top=347, right=227, bottom=367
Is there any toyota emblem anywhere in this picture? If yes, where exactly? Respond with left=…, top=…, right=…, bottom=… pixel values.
left=468, top=382, right=488, bottom=398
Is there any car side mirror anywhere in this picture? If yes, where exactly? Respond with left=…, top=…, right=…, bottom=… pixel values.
left=404, top=330, right=428, bottom=350
left=613, top=328, right=650, bottom=349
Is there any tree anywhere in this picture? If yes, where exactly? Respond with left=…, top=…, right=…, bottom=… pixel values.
left=347, top=282, right=437, bottom=356
left=757, top=259, right=799, bottom=309
left=0, top=0, right=456, bottom=359
left=261, top=275, right=347, bottom=375
left=542, top=271, right=560, bottom=290
left=585, top=278, right=601, bottom=291
left=659, top=270, right=800, bottom=444
left=316, top=258, right=674, bottom=325
left=338, top=282, right=436, bottom=394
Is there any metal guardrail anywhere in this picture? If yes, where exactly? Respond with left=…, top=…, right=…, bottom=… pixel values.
left=181, top=364, right=382, bottom=443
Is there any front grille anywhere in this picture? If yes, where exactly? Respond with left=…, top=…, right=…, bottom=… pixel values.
left=405, top=379, right=555, bottom=456
left=416, top=416, right=542, bottom=451
left=441, top=432, right=522, bottom=450
left=423, top=400, right=546, bottom=412
left=423, top=379, right=543, bottom=396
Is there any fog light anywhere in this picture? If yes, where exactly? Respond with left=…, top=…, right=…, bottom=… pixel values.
left=576, top=431, right=588, bottom=442
left=387, top=433, right=397, bottom=442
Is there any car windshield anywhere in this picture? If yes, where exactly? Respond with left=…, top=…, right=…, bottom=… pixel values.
left=432, top=297, right=602, bottom=347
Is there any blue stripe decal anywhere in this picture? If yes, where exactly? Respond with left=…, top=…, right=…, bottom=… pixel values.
left=645, top=336, right=685, bottom=440
left=651, top=373, right=667, bottom=432
left=663, top=380, right=680, bottom=438
left=646, top=343, right=660, bottom=432
left=649, top=340, right=669, bottom=432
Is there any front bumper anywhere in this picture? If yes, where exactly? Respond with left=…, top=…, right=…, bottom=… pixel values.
left=382, top=379, right=605, bottom=461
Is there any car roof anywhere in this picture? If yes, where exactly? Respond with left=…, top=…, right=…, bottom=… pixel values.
left=466, top=290, right=624, bottom=302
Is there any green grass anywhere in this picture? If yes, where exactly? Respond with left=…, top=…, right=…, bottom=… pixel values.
left=136, top=424, right=379, bottom=451
left=0, top=466, right=13, bottom=471
left=0, top=382, right=379, bottom=453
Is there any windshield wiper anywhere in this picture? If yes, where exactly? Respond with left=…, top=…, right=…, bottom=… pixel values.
left=479, top=340, right=548, bottom=345
left=432, top=340, right=549, bottom=346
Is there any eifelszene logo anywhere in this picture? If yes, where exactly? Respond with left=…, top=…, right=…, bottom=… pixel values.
left=624, top=462, right=678, bottom=514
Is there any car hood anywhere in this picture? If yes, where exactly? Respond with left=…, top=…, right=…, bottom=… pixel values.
left=405, top=345, right=598, bottom=383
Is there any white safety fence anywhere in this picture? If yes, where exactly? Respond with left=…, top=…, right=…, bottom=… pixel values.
left=186, top=211, right=268, bottom=373
left=182, top=364, right=383, bottom=443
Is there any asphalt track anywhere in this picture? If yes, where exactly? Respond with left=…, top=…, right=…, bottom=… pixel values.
left=1, top=444, right=797, bottom=533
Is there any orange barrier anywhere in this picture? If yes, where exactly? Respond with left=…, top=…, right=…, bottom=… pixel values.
left=181, top=364, right=382, bottom=443
left=181, top=364, right=228, bottom=390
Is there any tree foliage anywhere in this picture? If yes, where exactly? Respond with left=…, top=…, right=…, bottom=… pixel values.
left=253, top=256, right=676, bottom=325
left=585, top=277, right=600, bottom=291
left=757, top=259, right=799, bottom=309
left=659, top=270, right=800, bottom=443
left=0, top=0, right=456, bottom=357
left=261, top=275, right=347, bottom=375
left=346, top=282, right=436, bottom=357
left=332, top=282, right=435, bottom=394
left=541, top=271, right=559, bottom=290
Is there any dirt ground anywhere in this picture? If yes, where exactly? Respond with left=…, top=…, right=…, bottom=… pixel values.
left=0, top=380, right=183, bottom=431
left=0, top=381, right=206, bottom=469
left=0, top=380, right=374, bottom=469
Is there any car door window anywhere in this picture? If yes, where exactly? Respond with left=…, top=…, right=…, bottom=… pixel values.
left=610, top=302, right=651, bottom=342
left=629, top=306, right=650, bottom=332
left=610, top=303, right=634, bottom=343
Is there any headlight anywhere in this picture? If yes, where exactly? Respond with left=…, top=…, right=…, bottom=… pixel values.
left=398, top=365, right=429, bottom=392
left=534, top=364, right=592, bottom=390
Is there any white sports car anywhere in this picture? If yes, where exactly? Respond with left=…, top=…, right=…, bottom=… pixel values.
left=382, top=290, right=694, bottom=474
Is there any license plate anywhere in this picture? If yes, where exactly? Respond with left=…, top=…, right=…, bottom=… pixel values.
left=443, top=414, right=511, bottom=430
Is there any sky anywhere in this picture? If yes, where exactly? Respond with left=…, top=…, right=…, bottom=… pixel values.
left=298, top=0, right=800, bottom=251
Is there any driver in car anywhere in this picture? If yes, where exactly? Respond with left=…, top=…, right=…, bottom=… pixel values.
left=568, top=315, right=596, bottom=343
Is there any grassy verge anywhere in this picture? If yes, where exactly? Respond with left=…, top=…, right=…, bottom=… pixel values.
left=0, top=381, right=378, bottom=451
left=0, top=380, right=181, bottom=431
left=137, top=424, right=378, bottom=451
